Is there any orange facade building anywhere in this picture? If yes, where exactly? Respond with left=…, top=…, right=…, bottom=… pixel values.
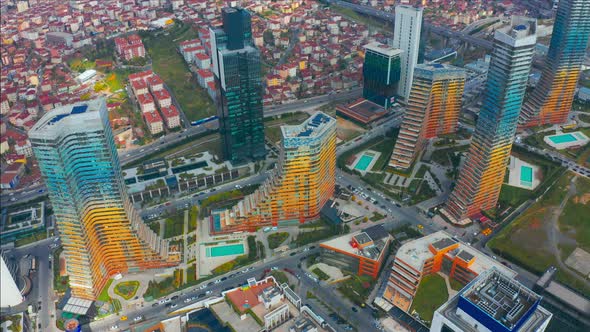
left=382, top=231, right=515, bottom=311
left=390, top=64, right=465, bottom=170
left=319, top=225, right=392, bottom=279
left=211, top=112, right=336, bottom=233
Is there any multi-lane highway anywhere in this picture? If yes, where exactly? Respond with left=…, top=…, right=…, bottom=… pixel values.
left=0, top=89, right=362, bottom=209
left=326, top=0, right=494, bottom=50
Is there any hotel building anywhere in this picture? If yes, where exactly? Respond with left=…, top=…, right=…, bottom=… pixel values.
left=382, top=231, right=515, bottom=312
left=444, top=17, right=537, bottom=222
left=390, top=63, right=465, bottom=169
left=211, top=112, right=336, bottom=233
left=29, top=99, right=174, bottom=300
left=519, top=0, right=590, bottom=127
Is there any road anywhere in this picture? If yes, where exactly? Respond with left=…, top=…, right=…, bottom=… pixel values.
left=326, top=0, right=494, bottom=50
left=84, top=245, right=382, bottom=332
left=1, top=88, right=362, bottom=209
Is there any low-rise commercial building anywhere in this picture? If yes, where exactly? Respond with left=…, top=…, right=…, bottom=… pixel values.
left=319, top=224, right=391, bottom=279
left=383, top=231, right=515, bottom=311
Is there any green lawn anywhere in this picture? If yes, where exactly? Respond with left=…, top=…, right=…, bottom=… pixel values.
left=409, top=274, right=448, bottom=324
left=498, top=184, right=533, bottom=207
left=268, top=232, right=289, bottom=249
left=114, top=281, right=140, bottom=300
left=270, top=270, right=289, bottom=285
left=337, top=275, right=375, bottom=306
left=15, top=230, right=47, bottom=247
left=164, top=211, right=186, bottom=239
left=489, top=172, right=590, bottom=298
left=148, top=221, right=161, bottom=234
left=141, top=21, right=215, bottom=121
left=98, top=279, right=114, bottom=302
left=558, top=176, right=590, bottom=252
left=312, top=267, right=330, bottom=281
left=449, top=278, right=466, bottom=291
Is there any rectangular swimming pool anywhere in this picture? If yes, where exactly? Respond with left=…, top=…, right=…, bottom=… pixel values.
left=206, top=244, right=245, bottom=257
left=521, top=166, right=533, bottom=186
left=548, top=133, right=577, bottom=144
left=354, top=154, right=374, bottom=171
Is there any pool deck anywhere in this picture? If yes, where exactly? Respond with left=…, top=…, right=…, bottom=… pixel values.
left=349, top=149, right=381, bottom=175
left=543, top=131, right=589, bottom=150
left=507, top=156, right=540, bottom=190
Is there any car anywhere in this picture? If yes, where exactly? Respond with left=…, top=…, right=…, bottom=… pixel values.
left=38, top=189, right=44, bottom=193
left=170, top=303, right=178, bottom=309
left=351, top=306, right=358, bottom=312
left=290, top=252, right=297, bottom=256
left=214, top=279, right=221, bottom=284
left=221, top=277, right=227, bottom=281
left=271, top=266, right=278, bottom=270
left=152, top=302, right=159, bottom=307
left=171, top=295, right=179, bottom=300
left=133, top=316, right=143, bottom=322
left=207, top=282, right=214, bottom=287
left=111, top=325, right=119, bottom=330
left=120, top=316, right=128, bottom=321
left=271, top=226, right=278, bottom=231
left=198, top=293, right=206, bottom=298
left=205, top=290, right=212, bottom=295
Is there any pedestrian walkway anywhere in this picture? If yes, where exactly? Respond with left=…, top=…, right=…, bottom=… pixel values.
left=438, top=272, right=458, bottom=298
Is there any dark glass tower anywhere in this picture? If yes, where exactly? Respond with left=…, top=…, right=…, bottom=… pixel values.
left=362, top=42, right=402, bottom=108
left=211, top=7, right=266, bottom=164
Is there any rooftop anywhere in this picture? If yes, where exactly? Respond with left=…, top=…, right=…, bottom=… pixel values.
left=281, top=111, right=335, bottom=139
left=364, top=42, right=403, bottom=57
left=29, top=99, right=104, bottom=137
left=436, top=268, right=552, bottom=332
left=395, top=231, right=515, bottom=276
left=321, top=224, right=390, bottom=261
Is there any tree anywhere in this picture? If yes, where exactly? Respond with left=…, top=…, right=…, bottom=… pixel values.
left=263, top=30, right=274, bottom=45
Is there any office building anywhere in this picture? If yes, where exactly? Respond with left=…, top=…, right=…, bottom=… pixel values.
left=390, top=63, right=465, bottom=169
left=212, top=112, right=336, bottom=233
left=362, top=42, right=402, bottom=108
left=444, top=17, right=537, bottom=222
left=319, top=224, right=391, bottom=279
left=392, top=5, right=423, bottom=101
left=431, top=268, right=552, bottom=332
left=382, top=231, right=515, bottom=312
left=519, top=0, right=590, bottom=127
left=29, top=99, right=173, bottom=300
left=211, top=7, right=266, bottom=164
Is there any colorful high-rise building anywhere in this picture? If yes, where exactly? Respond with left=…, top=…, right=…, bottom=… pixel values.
left=519, top=0, right=590, bottom=127
left=29, top=99, right=173, bottom=300
left=393, top=5, right=423, bottom=102
left=444, top=17, right=537, bottom=223
left=211, top=7, right=266, bottom=164
left=390, top=63, right=465, bottom=169
left=362, top=42, right=402, bottom=108
left=212, top=112, right=336, bottom=233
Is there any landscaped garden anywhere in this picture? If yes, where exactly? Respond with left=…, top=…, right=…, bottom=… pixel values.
left=267, top=232, right=289, bottom=249
left=409, top=274, right=448, bottom=324
left=114, top=281, right=140, bottom=300
left=337, top=274, right=375, bottom=306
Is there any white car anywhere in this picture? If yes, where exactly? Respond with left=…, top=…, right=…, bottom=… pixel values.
left=133, top=316, right=143, bottom=322
left=184, top=298, right=192, bottom=303
left=111, top=325, right=118, bottom=330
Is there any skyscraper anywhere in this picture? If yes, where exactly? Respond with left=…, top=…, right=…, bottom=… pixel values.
left=444, top=17, right=537, bottom=222
left=393, top=5, right=423, bottom=102
left=390, top=63, right=465, bottom=169
left=211, top=7, right=266, bottom=164
left=212, top=112, right=336, bottom=233
left=519, top=0, right=590, bottom=127
left=362, top=42, right=402, bottom=108
left=29, top=99, right=172, bottom=300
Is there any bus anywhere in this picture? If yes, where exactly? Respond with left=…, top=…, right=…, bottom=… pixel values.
left=190, top=116, right=218, bottom=126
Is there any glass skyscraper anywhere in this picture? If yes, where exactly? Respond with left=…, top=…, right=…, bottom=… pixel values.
left=211, top=7, right=266, bottom=164
left=29, top=99, right=173, bottom=300
left=444, top=17, right=537, bottom=222
left=393, top=5, right=423, bottom=102
left=390, top=63, right=465, bottom=170
left=519, top=0, right=590, bottom=127
left=362, top=42, right=402, bottom=108
left=212, top=112, right=336, bottom=233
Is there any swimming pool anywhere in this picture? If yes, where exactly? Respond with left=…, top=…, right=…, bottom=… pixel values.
left=520, top=166, right=533, bottom=187
left=548, top=133, right=577, bottom=144
left=206, top=244, right=245, bottom=257
left=354, top=154, right=374, bottom=171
